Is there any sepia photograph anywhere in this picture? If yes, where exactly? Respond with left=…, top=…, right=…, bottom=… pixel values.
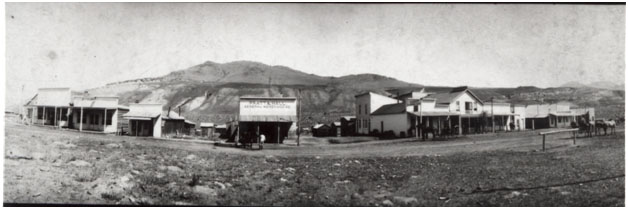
left=3, top=2, right=626, bottom=206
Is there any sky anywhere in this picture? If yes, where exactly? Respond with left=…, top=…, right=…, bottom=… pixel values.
left=5, top=3, right=626, bottom=108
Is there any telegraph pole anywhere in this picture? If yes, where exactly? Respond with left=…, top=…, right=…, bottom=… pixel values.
left=491, top=97, right=495, bottom=133
left=297, top=89, right=301, bottom=146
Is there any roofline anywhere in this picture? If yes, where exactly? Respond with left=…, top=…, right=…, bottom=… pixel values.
left=38, top=87, right=71, bottom=91
left=354, top=92, right=371, bottom=98
left=239, top=97, right=297, bottom=100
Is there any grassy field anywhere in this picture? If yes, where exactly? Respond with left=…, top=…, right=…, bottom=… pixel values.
left=3, top=122, right=625, bottom=206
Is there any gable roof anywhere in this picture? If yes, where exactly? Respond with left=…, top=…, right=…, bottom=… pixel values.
left=162, top=110, right=185, bottom=120
left=312, top=124, right=330, bottom=129
left=200, top=122, right=214, bottom=127
left=371, top=103, right=406, bottom=115
left=341, top=116, right=356, bottom=121
left=424, top=88, right=484, bottom=105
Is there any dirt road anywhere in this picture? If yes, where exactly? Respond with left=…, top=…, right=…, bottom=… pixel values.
left=4, top=122, right=625, bottom=206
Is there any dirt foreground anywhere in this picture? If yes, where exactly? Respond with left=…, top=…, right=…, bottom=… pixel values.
left=4, top=122, right=625, bottom=206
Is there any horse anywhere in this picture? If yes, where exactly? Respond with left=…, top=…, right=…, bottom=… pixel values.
left=594, top=120, right=608, bottom=136
left=578, top=117, right=593, bottom=137
left=605, top=119, right=616, bottom=135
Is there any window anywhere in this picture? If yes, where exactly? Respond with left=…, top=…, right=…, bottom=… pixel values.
left=358, top=105, right=361, bottom=115
left=465, top=102, right=472, bottom=111
left=456, top=101, right=460, bottom=111
left=105, top=110, right=114, bottom=125
left=358, top=119, right=361, bottom=129
left=92, top=114, right=99, bottom=125
left=413, top=105, right=418, bottom=112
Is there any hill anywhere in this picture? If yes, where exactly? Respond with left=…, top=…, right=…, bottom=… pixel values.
left=84, top=60, right=624, bottom=126
left=87, top=61, right=422, bottom=126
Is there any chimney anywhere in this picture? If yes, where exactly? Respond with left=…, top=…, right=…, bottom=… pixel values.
left=167, top=106, right=171, bottom=117
left=178, top=106, right=181, bottom=115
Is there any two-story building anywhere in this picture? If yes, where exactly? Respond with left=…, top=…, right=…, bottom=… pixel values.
left=354, top=92, right=399, bottom=135
left=366, top=86, right=528, bottom=138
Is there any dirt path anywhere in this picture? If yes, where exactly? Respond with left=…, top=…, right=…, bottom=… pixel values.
left=7, top=123, right=623, bottom=158
left=4, top=122, right=624, bottom=206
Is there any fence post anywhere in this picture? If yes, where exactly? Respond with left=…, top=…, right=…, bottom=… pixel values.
left=573, top=131, right=576, bottom=145
left=542, top=134, right=545, bottom=151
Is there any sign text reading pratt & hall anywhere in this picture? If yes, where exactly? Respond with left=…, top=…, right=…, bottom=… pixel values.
left=243, top=100, right=291, bottom=109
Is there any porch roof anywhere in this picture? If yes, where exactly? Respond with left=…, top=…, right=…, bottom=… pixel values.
left=123, top=111, right=161, bottom=120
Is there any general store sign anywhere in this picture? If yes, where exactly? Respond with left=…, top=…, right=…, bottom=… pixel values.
left=239, top=98, right=297, bottom=121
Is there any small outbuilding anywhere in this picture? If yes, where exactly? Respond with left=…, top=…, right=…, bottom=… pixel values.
left=200, top=122, right=215, bottom=138
left=340, top=116, right=356, bottom=136
left=330, top=121, right=341, bottom=137
left=312, top=123, right=331, bottom=137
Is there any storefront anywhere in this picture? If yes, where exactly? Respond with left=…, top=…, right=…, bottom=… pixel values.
left=236, top=97, right=297, bottom=145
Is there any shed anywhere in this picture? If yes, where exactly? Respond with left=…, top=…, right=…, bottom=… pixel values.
left=200, top=122, right=215, bottom=138
left=340, top=116, right=356, bottom=136
left=312, top=123, right=331, bottom=137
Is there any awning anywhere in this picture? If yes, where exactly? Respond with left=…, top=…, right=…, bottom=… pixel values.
left=124, top=117, right=154, bottom=121
left=550, top=112, right=576, bottom=117
left=123, top=111, right=160, bottom=120
left=408, top=111, right=460, bottom=117
left=239, top=115, right=297, bottom=122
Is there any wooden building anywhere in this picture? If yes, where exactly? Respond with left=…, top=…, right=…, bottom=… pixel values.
left=236, top=97, right=298, bottom=145
left=312, top=123, right=331, bottom=137
left=23, top=88, right=129, bottom=134
left=339, top=116, right=356, bottom=136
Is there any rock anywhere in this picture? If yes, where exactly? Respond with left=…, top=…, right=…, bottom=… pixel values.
left=439, top=196, right=449, bottom=200
left=374, top=191, right=392, bottom=199
left=382, top=199, right=394, bottom=207
left=393, top=196, right=417, bottom=205
left=334, top=180, right=351, bottom=184
left=68, top=160, right=92, bottom=167
left=32, top=193, right=41, bottom=197
left=351, top=193, right=363, bottom=200
left=63, top=144, right=77, bottom=148
left=167, top=166, right=183, bottom=173
left=285, top=167, right=296, bottom=173
left=280, top=178, right=288, bottom=182
left=214, top=181, right=226, bottom=189
left=354, top=160, right=360, bottom=164
left=560, top=191, right=571, bottom=195
left=225, top=183, right=232, bottom=187
left=193, top=185, right=217, bottom=196
left=105, top=143, right=121, bottom=149
left=185, top=155, right=197, bottom=160
left=131, top=170, right=141, bottom=175
left=88, top=149, right=99, bottom=153
left=504, top=191, right=521, bottom=199
left=39, top=167, right=50, bottom=172
left=315, top=156, right=321, bottom=159
left=333, top=163, right=341, bottom=167
left=155, top=172, right=165, bottom=178
left=265, top=155, right=280, bottom=163
left=410, top=175, right=419, bottom=179
left=174, top=201, right=193, bottom=206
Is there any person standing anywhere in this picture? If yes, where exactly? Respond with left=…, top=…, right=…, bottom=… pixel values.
left=259, top=133, right=266, bottom=150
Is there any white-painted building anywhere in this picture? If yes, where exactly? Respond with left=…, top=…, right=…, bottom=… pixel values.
left=354, top=92, right=399, bottom=135
left=23, top=88, right=129, bottom=134
left=365, top=86, right=530, bottom=138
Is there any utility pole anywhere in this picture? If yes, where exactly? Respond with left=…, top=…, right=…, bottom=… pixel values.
left=419, top=98, right=423, bottom=140
left=491, top=97, right=495, bottom=133
left=297, top=89, right=301, bottom=146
